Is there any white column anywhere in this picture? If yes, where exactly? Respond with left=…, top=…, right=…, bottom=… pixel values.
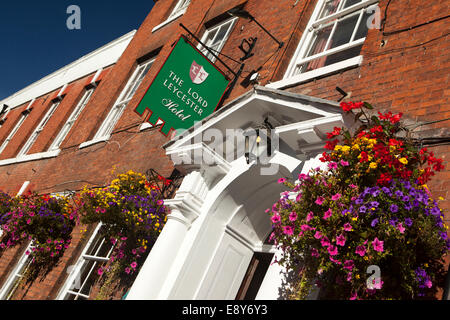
left=126, top=170, right=205, bottom=300
left=126, top=209, right=192, bottom=300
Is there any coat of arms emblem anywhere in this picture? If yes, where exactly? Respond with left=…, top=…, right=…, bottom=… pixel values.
left=190, top=61, right=209, bottom=84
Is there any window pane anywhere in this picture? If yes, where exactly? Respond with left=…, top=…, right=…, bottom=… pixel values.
left=305, top=25, right=333, bottom=58
left=300, top=44, right=363, bottom=72
left=214, top=23, right=231, bottom=45
left=343, top=0, right=362, bottom=9
left=354, top=10, right=371, bottom=40
left=319, top=0, right=343, bottom=19
left=329, top=14, right=360, bottom=49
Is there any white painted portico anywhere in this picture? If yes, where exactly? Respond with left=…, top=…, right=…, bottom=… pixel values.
left=126, top=86, right=351, bottom=300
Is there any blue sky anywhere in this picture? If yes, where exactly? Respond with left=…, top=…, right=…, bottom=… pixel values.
left=0, top=1, right=155, bottom=100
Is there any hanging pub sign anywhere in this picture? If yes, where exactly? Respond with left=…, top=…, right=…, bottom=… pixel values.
left=135, top=35, right=231, bottom=136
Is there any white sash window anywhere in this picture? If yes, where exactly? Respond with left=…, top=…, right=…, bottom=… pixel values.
left=93, top=58, right=154, bottom=141
left=49, top=88, right=95, bottom=151
left=200, top=17, right=237, bottom=62
left=286, top=0, right=378, bottom=77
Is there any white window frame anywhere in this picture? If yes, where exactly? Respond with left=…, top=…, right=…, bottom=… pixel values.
left=169, top=0, right=191, bottom=19
left=0, top=111, right=30, bottom=155
left=56, top=223, right=114, bottom=300
left=199, top=17, right=238, bottom=62
left=17, top=100, right=62, bottom=158
left=152, top=0, right=192, bottom=32
left=84, top=58, right=155, bottom=146
left=48, top=88, right=95, bottom=152
left=0, top=242, right=34, bottom=300
left=272, top=0, right=378, bottom=89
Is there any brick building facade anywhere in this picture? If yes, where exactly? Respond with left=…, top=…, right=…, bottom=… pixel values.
left=0, top=0, right=448, bottom=300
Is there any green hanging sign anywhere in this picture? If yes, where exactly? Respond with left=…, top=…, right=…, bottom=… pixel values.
left=135, top=35, right=231, bottom=136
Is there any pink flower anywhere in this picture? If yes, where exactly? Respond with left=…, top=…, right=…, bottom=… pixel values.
left=341, top=160, right=350, bottom=167
left=301, top=225, right=312, bottom=232
left=311, top=248, right=319, bottom=258
left=328, top=162, right=338, bottom=170
left=343, top=223, right=353, bottom=231
left=306, top=211, right=314, bottom=222
left=271, top=214, right=281, bottom=224
left=331, top=193, right=342, bottom=201
left=347, top=272, right=353, bottom=282
left=397, top=223, right=406, bottom=234
left=355, top=245, right=366, bottom=257
left=298, top=174, right=309, bottom=180
left=295, top=193, right=302, bottom=202
left=330, top=256, right=341, bottom=264
left=350, top=292, right=358, bottom=300
left=328, top=245, right=338, bottom=256
left=372, top=238, right=384, bottom=253
left=349, top=184, right=357, bottom=189
left=283, top=226, right=294, bottom=236
left=425, top=279, right=433, bottom=288
left=98, top=268, right=104, bottom=276
left=323, top=209, right=333, bottom=220
left=336, top=234, right=346, bottom=246
left=314, top=231, right=323, bottom=239
left=130, top=262, right=138, bottom=269
left=321, top=237, right=330, bottom=247
left=344, top=260, right=354, bottom=271
left=289, top=212, right=298, bottom=222
left=278, top=178, right=287, bottom=184
left=315, top=196, right=325, bottom=205
left=125, top=268, right=131, bottom=274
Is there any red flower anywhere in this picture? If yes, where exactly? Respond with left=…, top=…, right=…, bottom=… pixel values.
left=341, top=101, right=364, bottom=112
left=326, top=127, right=342, bottom=139
left=377, top=172, right=392, bottom=186
left=325, top=139, right=339, bottom=151
left=390, top=113, right=403, bottom=124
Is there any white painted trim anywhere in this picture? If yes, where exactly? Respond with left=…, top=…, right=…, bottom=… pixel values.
left=267, top=55, right=363, bottom=90
left=0, top=31, right=136, bottom=110
left=79, top=137, right=109, bottom=149
left=0, top=242, right=34, bottom=300
left=0, top=150, right=61, bottom=167
left=17, top=181, right=31, bottom=196
left=152, top=10, right=186, bottom=33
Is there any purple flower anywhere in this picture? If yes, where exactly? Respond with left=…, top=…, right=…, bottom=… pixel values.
left=342, top=209, right=351, bottom=216
left=369, top=201, right=379, bottom=208
left=359, top=206, right=368, bottom=214
left=389, top=204, right=399, bottom=213
left=404, top=218, right=413, bottom=227
left=431, top=206, right=441, bottom=217
left=371, top=218, right=379, bottom=227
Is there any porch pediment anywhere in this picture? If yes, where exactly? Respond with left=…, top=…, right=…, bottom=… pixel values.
left=164, top=85, right=349, bottom=159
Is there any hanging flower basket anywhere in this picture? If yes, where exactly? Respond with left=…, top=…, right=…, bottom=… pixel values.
left=269, top=102, right=448, bottom=300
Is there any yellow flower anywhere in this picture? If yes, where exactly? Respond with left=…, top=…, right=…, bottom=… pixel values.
left=342, top=146, right=351, bottom=154
left=355, top=274, right=360, bottom=280
left=399, top=158, right=408, bottom=165
left=369, top=162, right=378, bottom=169
left=352, top=144, right=360, bottom=151
left=334, top=145, right=343, bottom=152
